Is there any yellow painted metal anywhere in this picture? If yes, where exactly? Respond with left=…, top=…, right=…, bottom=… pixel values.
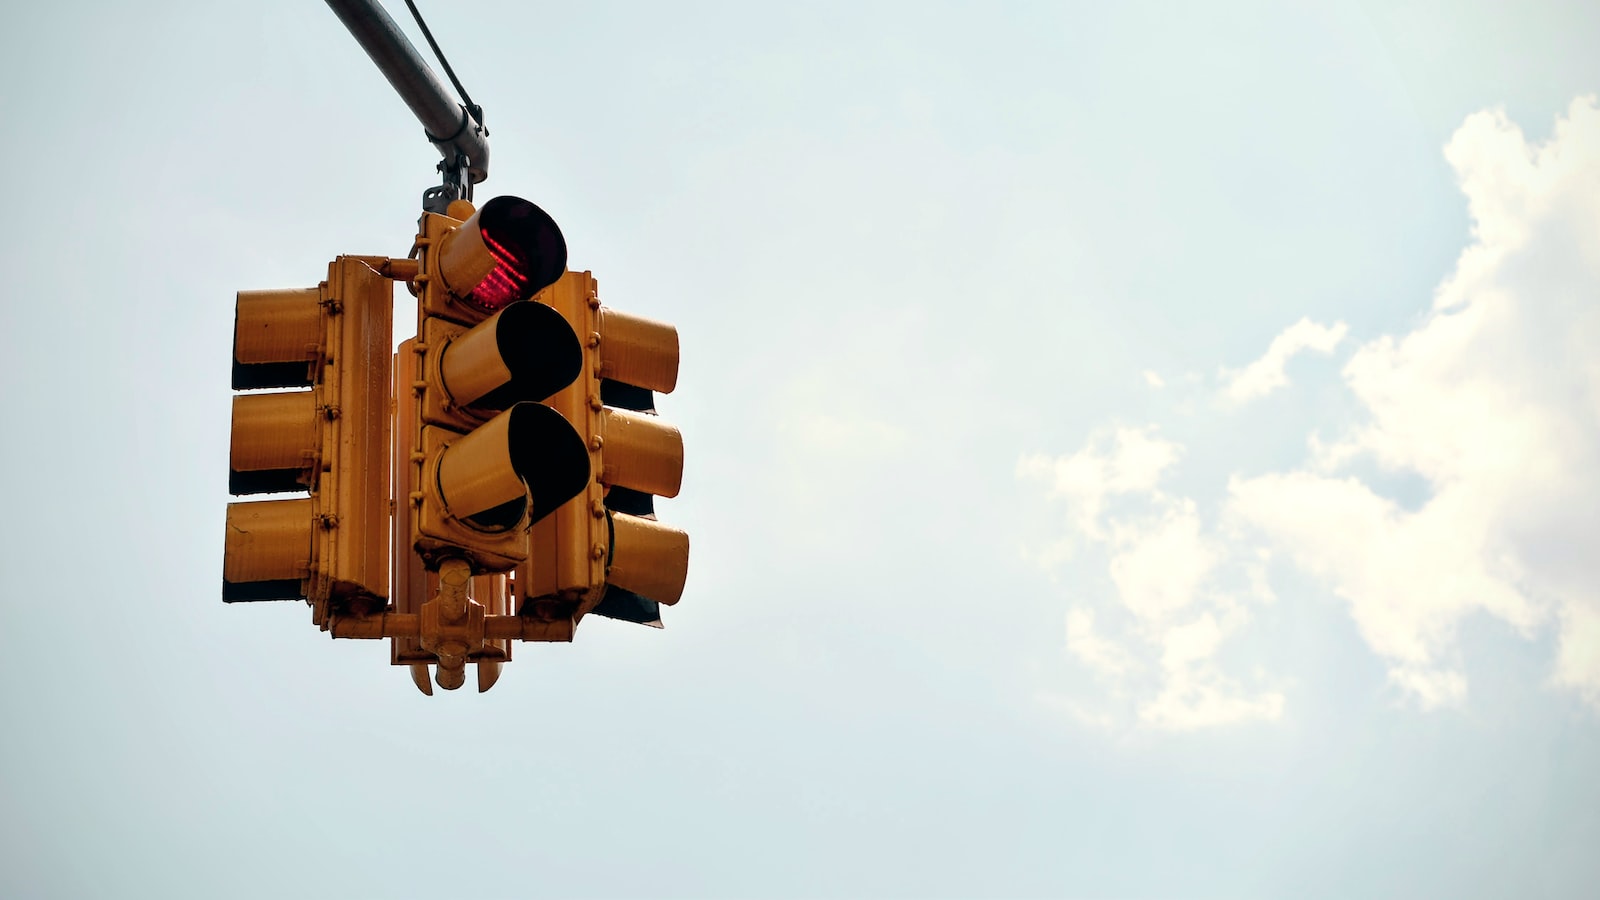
left=223, top=499, right=312, bottom=597
left=232, top=287, right=322, bottom=387
left=234, top=288, right=322, bottom=359
left=228, top=391, right=318, bottom=492
left=521, top=503, right=596, bottom=616
left=224, top=231, right=624, bottom=690
left=421, top=558, right=476, bottom=691
left=608, top=513, right=690, bottom=606
left=390, top=340, right=435, bottom=673
left=596, top=307, right=679, bottom=394
left=313, top=257, right=393, bottom=615
left=504, top=616, right=575, bottom=641
left=434, top=412, right=526, bottom=522
left=222, top=257, right=392, bottom=612
left=522, top=270, right=689, bottom=620
left=379, top=257, right=420, bottom=282
left=407, top=209, right=587, bottom=580
left=523, top=273, right=608, bottom=613
left=599, top=407, right=684, bottom=499
left=325, top=611, right=572, bottom=642
left=417, top=277, right=585, bottom=435
left=389, top=558, right=514, bottom=692
left=410, top=664, right=434, bottom=696
left=473, top=571, right=509, bottom=692
left=328, top=612, right=419, bottom=639
left=435, top=313, right=512, bottom=411
left=391, top=341, right=515, bottom=684
left=436, top=211, right=499, bottom=302
left=414, top=210, right=483, bottom=325
left=414, top=424, right=530, bottom=572
left=408, top=211, right=516, bottom=574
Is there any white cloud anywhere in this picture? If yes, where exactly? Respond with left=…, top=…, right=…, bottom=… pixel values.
left=1020, top=431, right=1280, bottom=731
left=1107, top=499, right=1216, bottom=624
left=1219, top=317, right=1348, bottom=406
left=1386, top=666, right=1467, bottom=710
left=1065, top=607, right=1138, bottom=680
left=1228, top=471, right=1534, bottom=708
left=1554, top=602, right=1600, bottom=707
left=1023, top=96, right=1600, bottom=721
left=1159, top=612, right=1231, bottom=670
left=1017, top=425, right=1181, bottom=541
left=1143, top=370, right=1166, bottom=389
left=1139, top=670, right=1286, bottom=731
left=1229, top=97, right=1600, bottom=709
left=1133, top=604, right=1283, bottom=730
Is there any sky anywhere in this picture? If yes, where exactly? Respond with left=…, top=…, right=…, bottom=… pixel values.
left=1, top=1, right=1598, bottom=897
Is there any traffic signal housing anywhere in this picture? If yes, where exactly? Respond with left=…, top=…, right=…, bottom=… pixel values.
left=520, top=271, right=689, bottom=628
left=403, top=197, right=592, bottom=575
left=223, top=257, right=392, bottom=614
left=221, top=197, right=691, bottom=694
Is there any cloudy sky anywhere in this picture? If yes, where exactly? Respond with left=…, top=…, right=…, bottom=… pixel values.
left=2, top=1, right=1598, bottom=897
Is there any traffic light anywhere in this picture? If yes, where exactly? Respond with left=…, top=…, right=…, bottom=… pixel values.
left=222, top=197, right=688, bottom=693
left=391, top=334, right=548, bottom=694
left=223, top=257, right=392, bottom=615
left=520, top=271, right=689, bottom=628
left=402, top=196, right=591, bottom=575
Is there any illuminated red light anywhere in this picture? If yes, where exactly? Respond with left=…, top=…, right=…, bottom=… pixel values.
left=461, top=197, right=568, bottom=313
left=470, top=231, right=530, bottom=312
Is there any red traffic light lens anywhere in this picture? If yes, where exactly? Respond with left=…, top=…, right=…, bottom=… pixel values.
left=465, top=197, right=568, bottom=312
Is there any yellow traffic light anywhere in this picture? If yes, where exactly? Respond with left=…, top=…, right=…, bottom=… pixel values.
left=221, top=199, right=690, bottom=694
left=391, top=337, right=552, bottom=695
left=403, top=197, right=591, bottom=574
left=520, top=271, right=689, bottom=628
left=223, top=257, right=392, bottom=614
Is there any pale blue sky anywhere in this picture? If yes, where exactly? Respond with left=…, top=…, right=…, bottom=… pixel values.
left=2, top=1, right=1598, bottom=897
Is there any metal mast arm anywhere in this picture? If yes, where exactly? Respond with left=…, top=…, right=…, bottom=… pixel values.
left=325, top=0, right=490, bottom=201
